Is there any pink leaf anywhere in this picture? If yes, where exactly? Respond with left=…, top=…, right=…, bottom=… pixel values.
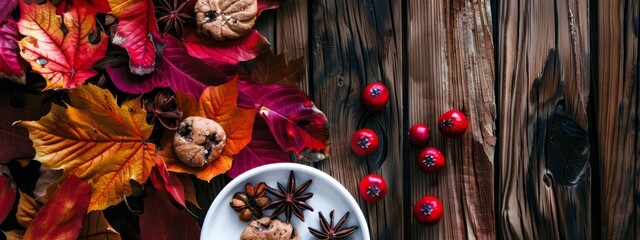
left=23, top=175, right=90, bottom=240
left=0, top=165, right=16, bottom=223
left=108, top=34, right=227, bottom=99
left=83, top=0, right=111, bottom=13
left=58, top=0, right=111, bottom=15
left=150, top=158, right=186, bottom=207
left=110, top=0, right=157, bottom=75
left=257, top=0, right=285, bottom=15
left=239, top=81, right=328, bottom=154
left=0, top=18, right=25, bottom=84
left=140, top=188, right=200, bottom=240
left=227, top=117, right=289, bottom=178
left=183, top=30, right=269, bottom=65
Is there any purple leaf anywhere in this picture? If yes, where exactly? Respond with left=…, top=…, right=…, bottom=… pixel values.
left=239, top=81, right=328, bottom=155
left=108, top=34, right=227, bottom=99
left=182, top=30, right=269, bottom=65
left=0, top=0, right=17, bottom=23
left=139, top=188, right=200, bottom=240
left=0, top=18, right=25, bottom=84
left=227, top=117, right=289, bottom=178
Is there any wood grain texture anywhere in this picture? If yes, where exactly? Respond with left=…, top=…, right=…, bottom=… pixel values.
left=309, top=0, right=404, bottom=239
left=406, top=0, right=496, bottom=239
left=276, top=0, right=310, bottom=94
left=593, top=0, right=639, bottom=238
left=497, top=0, right=592, bottom=238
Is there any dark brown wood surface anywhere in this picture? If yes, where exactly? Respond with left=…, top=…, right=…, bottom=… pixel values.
left=2, top=0, right=636, bottom=239
left=497, top=0, right=592, bottom=239
left=195, top=0, right=637, bottom=239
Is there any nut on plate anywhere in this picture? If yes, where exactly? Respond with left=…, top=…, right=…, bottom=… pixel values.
left=230, top=182, right=270, bottom=222
left=173, top=116, right=226, bottom=167
left=195, top=0, right=258, bottom=41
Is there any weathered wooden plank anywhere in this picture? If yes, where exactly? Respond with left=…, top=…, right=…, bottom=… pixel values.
left=276, top=0, right=310, bottom=94
left=406, top=0, right=495, bottom=239
left=594, top=0, right=639, bottom=238
left=497, top=0, right=592, bottom=238
left=310, top=0, right=404, bottom=239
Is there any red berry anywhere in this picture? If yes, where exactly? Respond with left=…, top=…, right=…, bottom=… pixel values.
left=408, top=124, right=431, bottom=147
left=417, top=147, right=445, bottom=174
left=438, top=110, right=468, bottom=138
left=362, top=82, right=389, bottom=111
left=358, top=174, right=388, bottom=203
left=350, top=129, right=379, bottom=157
left=413, top=196, right=444, bottom=225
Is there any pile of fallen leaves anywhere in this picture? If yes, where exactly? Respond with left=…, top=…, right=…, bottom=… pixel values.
left=0, top=0, right=329, bottom=239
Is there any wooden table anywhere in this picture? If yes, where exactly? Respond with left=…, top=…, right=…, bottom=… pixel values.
left=193, top=0, right=639, bottom=239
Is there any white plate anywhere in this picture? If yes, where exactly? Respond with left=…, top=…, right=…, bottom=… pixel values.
left=201, top=163, right=370, bottom=240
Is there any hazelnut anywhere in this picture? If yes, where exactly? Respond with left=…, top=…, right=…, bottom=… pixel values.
left=173, top=116, right=226, bottom=167
left=194, top=0, right=258, bottom=41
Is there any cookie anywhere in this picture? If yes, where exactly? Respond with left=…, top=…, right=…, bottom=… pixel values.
left=240, top=217, right=301, bottom=240
left=173, top=116, right=226, bottom=167
left=195, top=0, right=258, bottom=41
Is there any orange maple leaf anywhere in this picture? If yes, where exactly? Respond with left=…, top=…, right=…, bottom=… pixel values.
left=17, top=1, right=108, bottom=90
left=15, top=84, right=156, bottom=211
left=160, top=77, right=258, bottom=181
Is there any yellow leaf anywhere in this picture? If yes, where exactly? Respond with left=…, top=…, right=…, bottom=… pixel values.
left=161, top=77, right=258, bottom=180
left=16, top=191, right=40, bottom=228
left=15, top=84, right=156, bottom=211
left=78, top=211, right=121, bottom=240
left=3, top=230, right=25, bottom=240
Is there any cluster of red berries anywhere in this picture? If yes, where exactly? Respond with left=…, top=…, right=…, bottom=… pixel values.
left=409, top=109, right=468, bottom=225
left=348, top=82, right=469, bottom=226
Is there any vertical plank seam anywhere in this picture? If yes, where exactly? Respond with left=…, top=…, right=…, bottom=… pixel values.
left=491, top=0, right=501, bottom=238
left=401, top=0, right=411, bottom=238
left=586, top=0, right=603, bottom=237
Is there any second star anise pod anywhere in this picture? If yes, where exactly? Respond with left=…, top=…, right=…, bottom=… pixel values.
left=263, top=170, right=314, bottom=222
left=142, top=90, right=183, bottom=130
left=230, top=182, right=270, bottom=222
left=308, top=210, right=359, bottom=240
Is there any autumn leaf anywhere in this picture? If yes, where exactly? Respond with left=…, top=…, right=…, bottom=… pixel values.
left=227, top=117, right=289, bottom=178
left=0, top=18, right=25, bottom=84
left=15, top=84, right=157, bottom=211
left=56, top=0, right=111, bottom=15
left=239, top=81, right=328, bottom=155
left=16, top=191, right=39, bottom=228
left=76, top=0, right=112, bottom=14
left=0, top=165, right=16, bottom=223
left=257, top=0, right=286, bottom=15
left=177, top=174, right=199, bottom=208
left=78, top=211, right=121, bottom=240
left=108, top=34, right=227, bottom=99
left=3, top=230, right=24, bottom=240
left=108, top=0, right=158, bottom=75
left=17, top=1, right=108, bottom=90
left=149, top=157, right=186, bottom=207
left=0, top=0, right=17, bottom=21
left=23, top=175, right=90, bottom=240
left=139, top=188, right=200, bottom=240
left=183, top=30, right=269, bottom=65
left=0, top=85, right=50, bottom=164
left=252, top=49, right=304, bottom=87
left=160, top=77, right=258, bottom=181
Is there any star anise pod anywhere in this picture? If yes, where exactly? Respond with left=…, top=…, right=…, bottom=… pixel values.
left=142, top=90, right=183, bottom=130
left=230, top=182, right=270, bottom=222
left=263, top=170, right=314, bottom=222
left=308, top=211, right=359, bottom=240
left=155, top=0, right=194, bottom=39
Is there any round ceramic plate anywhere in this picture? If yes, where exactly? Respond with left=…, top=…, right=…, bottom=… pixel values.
left=201, top=163, right=370, bottom=240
